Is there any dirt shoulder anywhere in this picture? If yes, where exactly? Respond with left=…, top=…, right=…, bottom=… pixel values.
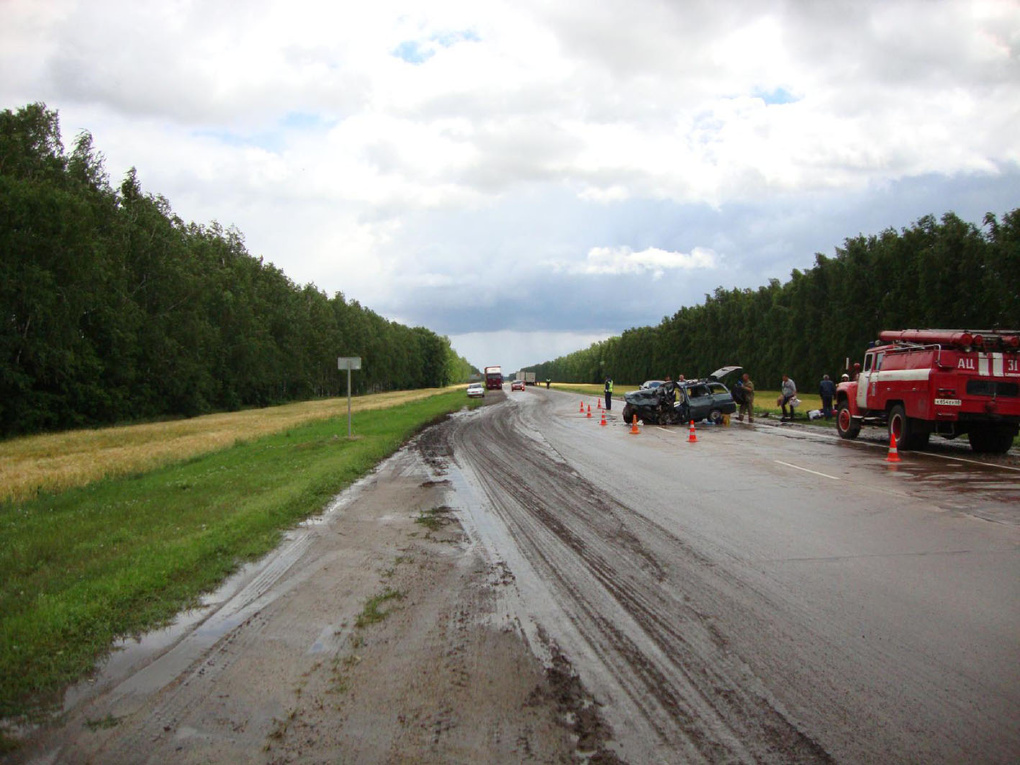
left=10, top=411, right=613, bottom=764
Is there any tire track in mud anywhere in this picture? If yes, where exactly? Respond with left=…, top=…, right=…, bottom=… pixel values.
left=438, top=399, right=833, bottom=763
left=70, top=528, right=321, bottom=763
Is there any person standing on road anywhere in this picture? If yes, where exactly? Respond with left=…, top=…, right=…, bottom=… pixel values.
left=737, top=373, right=754, bottom=423
left=604, top=377, right=613, bottom=410
left=819, top=374, right=836, bottom=419
left=780, top=374, right=797, bottom=421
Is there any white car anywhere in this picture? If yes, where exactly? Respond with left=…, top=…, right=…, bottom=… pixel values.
left=466, top=383, right=485, bottom=398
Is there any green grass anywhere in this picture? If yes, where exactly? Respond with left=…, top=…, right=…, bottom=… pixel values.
left=754, top=390, right=833, bottom=425
left=414, top=505, right=455, bottom=533
left=354, top=589, right=404, bottom=629
left=0, top=390, right=480, bottom=721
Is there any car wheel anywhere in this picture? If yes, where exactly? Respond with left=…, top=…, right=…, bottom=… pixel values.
left=621, top=403, right=635, bottom=425
left=708, top=408, right=723, bottom=425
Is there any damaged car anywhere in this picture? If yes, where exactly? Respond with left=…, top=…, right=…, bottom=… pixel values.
left=621, top=367, right=740, bottom=425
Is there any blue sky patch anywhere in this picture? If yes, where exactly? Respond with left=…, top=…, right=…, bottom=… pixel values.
left=281, top=112, right=328, bottom=130
left=393, top=40, right=435, bottom=64
left=393, top=28, right=479, bottom=64
left=754, top=87, right=800, bottom=105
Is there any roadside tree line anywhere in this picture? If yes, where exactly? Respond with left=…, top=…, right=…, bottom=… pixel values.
left=0, top=103, right=476, bottom=437
left=527, top=209, right=1020, bottom=388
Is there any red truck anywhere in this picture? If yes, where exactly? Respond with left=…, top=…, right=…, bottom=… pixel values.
left=836, top=329, right=1020, bottom=454
left=484, top=365, right=503, bottom=390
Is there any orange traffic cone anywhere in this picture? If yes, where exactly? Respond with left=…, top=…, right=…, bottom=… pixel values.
left=600, top=410, right=607, bottom=426
left=687, top=420, right=697, bottom=443
left=885, top=432, right=901, bottom=463
left=579, top=400, right=585, bottom=413
left=630, top=414, right=640, bottom=434
left=587, top=405, right=592, bottom=418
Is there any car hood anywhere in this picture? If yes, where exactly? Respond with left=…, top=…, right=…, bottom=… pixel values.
left=624, top=388, right=661, bottom=405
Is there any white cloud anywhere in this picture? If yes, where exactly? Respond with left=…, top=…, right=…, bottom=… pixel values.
left=2, top=0, right=1019, bottom=363
left=551, top=246, right=718, bottom=279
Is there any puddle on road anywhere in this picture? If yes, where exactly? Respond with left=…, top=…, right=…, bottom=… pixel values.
left=60, top=463, right=385, bottom=713
left=757, top=424, right=1020, bottom=526
left=881, top=456, right=1020, bottom=524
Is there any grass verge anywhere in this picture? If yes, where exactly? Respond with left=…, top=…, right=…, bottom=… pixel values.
left=0, top=390, right=480, bottom=722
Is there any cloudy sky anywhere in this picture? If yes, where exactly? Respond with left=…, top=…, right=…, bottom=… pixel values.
left=3, top=0, right=1018, bottom=374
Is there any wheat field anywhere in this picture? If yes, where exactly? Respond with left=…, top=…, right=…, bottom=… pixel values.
left=0, top=388, right=452, bottom=504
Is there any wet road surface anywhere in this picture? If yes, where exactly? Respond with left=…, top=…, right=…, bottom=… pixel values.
left=438, top=387, right=1020, bottom=763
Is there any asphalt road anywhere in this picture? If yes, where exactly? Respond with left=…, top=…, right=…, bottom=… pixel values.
left=440, top=386, right=1020, bottom=763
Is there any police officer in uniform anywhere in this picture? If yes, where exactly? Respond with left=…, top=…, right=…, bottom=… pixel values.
left=604, top=377, right=613, bottom=410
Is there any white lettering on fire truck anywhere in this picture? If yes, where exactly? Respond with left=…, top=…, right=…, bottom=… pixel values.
left=976, top=353, right=1006, bottom=377
left=957, top=358, right=976, bottom=370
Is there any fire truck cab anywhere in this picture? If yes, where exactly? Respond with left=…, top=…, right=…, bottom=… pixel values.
left=835, top=329, right=1020, bottom=454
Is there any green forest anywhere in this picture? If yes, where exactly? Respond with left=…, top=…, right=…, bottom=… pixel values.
left=3, top=102, right=1018, bottom=437
left=0, top=103, right=477, bottom=437
left=528, top=208, right=1020, bottom=389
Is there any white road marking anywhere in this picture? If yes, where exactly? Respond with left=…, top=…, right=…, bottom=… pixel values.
left=774, top=460, right=841, bottom=480
left=760, top=423, right=1020, bottom=473
left=920, top=451, right=1020, bottom=472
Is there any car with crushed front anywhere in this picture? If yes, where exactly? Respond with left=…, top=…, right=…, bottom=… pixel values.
left=622, top=367, right=739, bottom=425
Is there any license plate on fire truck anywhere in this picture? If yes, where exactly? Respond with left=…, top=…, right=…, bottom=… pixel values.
left=934, top=398, right=962, bottom=406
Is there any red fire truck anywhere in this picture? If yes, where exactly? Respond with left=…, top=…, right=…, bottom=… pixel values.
left=835, top=329, right=1020, bottom=454
left=484, top=365, right=503, bottom=390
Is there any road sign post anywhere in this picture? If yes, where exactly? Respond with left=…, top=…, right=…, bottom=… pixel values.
left=337, top=357, right=362, bottom=437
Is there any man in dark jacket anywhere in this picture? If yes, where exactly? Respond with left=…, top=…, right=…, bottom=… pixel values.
left=604, top=377, right=613, bottom=410
left=819, top=374, right=836, bottom=419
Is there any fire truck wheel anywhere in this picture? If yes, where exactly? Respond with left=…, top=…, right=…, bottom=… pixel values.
left=968, top=425, right=1015, bottom=454
left=836, top=401, right=860, bottom=439
left=888, top=405, right=916, bottom=450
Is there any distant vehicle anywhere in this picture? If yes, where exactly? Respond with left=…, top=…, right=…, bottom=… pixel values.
left=484, top=366, right=503, bottom=390
left=640, top=380, right=665, bottom=389
left=517, top=370, right=537, bottom=386
left=466, top=382, right=485, bottom=398
left=511, top=379, right=525, bottom=391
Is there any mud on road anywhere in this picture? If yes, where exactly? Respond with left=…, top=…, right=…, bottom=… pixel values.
left=12, top=396, right=619, bottom=764
left=439, top=397, right=833, bottom=764
left=16, top=389, right=1016, bottom=763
